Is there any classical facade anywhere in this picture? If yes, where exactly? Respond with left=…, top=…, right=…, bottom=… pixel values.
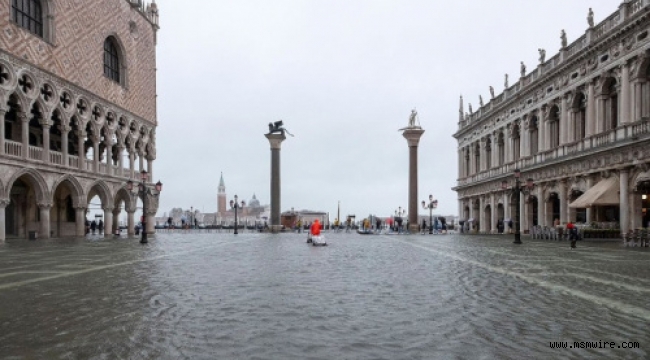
left=0, top=0, right=160, bottom=240
left=454, top=1, right=650, bottom=235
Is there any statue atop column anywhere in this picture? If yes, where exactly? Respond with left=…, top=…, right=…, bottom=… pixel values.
left=400, top=109, right=421, bottom=130
left=267, top=120, right=293, bottom=137
left=587, top=8, right=594, bottom=28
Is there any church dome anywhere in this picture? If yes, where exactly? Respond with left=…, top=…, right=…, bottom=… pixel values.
left=249, top=194, right=260, bottom=208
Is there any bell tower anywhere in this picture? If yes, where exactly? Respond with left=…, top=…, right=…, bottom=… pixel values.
left=217, top=172, right=226, bottom=214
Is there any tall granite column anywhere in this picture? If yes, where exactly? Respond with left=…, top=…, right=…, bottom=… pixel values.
left=265, top=133, right=286, bottom=233
left=0, top=199, right=8, bottom=242
left=402, top=128, right=425, bottom=234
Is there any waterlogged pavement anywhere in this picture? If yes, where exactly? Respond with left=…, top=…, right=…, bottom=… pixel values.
left=0, top=232, right=649, bottom=360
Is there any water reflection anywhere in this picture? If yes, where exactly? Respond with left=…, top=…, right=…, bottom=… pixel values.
left=0, top=233, right=648, bottom=359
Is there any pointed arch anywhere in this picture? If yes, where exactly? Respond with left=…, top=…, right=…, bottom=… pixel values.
left=51, top=174, right=84, bottom=207
left=6, top=168, right=50, bottom=204
left=114, top=187, right=135, bottom=213
left=87, top=180, right=114, bottom=209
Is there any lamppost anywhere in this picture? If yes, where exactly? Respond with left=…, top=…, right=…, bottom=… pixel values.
left=395, top=206, right=406, bottom=233
left=230, top=195, right=245, bottom=235
left=502, top=169, right=534, bottom=244
left=190, top=206, right=193, bottom=229
left=422, top=195, right=438, bottom=234
left=127, top=170, right=163, bottom=244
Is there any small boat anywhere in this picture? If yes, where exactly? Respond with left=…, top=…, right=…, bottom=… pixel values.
left=312, top=235, right=327, bottom=246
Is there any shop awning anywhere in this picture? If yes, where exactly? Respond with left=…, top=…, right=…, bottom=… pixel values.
left=569, top=177, right=619, bottom=208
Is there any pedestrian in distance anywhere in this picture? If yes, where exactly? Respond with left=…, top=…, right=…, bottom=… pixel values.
left=567, top=221, right=577, bottom=249
left=90, top=220, right=97, bottom=235
left=98, top=220, right=104, bottom=235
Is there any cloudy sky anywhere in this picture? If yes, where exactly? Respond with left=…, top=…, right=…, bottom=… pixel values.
left=152, top=0, right=615, bottom=220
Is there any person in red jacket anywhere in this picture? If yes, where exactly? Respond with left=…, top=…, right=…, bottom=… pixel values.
left=310, top=219, right=321, bottom=236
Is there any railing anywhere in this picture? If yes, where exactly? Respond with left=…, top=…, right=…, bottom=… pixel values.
left=593, top=11, right=621, bottom=42
left=50, top=151, right=63, bottom=165
left=4, top=140, right=21, bottom=157
left=28, top=145, right=42, bottom=161
left=632, top=119, right=650, bottom=136
left=68, top=155, right=79, bottom=168
left=99, top=163, right=107, bottom=174
left=85, top=159, right=93, bottom=171
left=630, top=0, right=644, bottom=15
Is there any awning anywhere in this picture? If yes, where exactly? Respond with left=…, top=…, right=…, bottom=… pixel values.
left=569, top=177, right=619, bottom=208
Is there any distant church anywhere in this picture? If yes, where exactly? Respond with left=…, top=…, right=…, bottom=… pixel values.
left=204, top=173, right=269, bottom=226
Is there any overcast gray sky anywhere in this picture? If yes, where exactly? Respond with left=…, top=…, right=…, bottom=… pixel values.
left=153, top=0, right=615, bottom=220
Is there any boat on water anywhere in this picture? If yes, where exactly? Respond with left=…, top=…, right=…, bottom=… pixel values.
left=311, top=235, right=327, bottom=246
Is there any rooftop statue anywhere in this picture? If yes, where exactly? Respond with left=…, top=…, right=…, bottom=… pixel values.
left=561, top=29, right=567, bottom=48
left=489, top=86, right=495, bottom=99
left=520, top=61, right=526, bottom=77
left=504, top=74, right=509, bottom=88
left=479, top=95, right=484, bottom=107
left=538, top=49, right=546, bottom=64
left=588, top=8, right=594, bottom=28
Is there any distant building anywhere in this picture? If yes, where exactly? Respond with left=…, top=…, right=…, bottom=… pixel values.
left=281, top=209, right=328, bottom=228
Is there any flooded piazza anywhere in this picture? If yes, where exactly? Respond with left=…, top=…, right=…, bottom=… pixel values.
left=1, top=232, right=649, bottom=360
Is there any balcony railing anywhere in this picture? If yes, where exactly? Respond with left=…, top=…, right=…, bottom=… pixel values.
left=50, top=151, right=63, bottom=165
left=28, top=145, right=42, bottom=161
left=4, top=140, right=21, bottom=157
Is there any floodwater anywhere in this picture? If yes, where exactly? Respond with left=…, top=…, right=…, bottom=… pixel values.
left=1, top=232, right=649, bottom=359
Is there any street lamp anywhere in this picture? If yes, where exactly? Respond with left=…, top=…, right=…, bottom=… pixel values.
left=126, top=170, right=163, bottom=244
left=395, top=206, right=406, bottom=233
left=502, top=169, right=534, bottom=244
left=230, top=195, right=245, bottom=235
left=422, top=195, right=438, bottom=234
left=190, top=206, right=194, bottom=229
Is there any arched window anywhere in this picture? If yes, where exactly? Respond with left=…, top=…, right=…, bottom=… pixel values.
left=12, top=0, right=43, bottom=37
left=512, top=124, right=521, bottom=161
left=497, top=132, right=505, bottom=166
left=485, top=138, right=492, bottom=169
left=574, top=93, right=586, bottom=141
left=605, top=80, right=618, bottom=131
left=103, top=37, right=121, bottom=83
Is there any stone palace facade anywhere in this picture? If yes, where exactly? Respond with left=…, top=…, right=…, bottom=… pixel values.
left=454, top=1, right=650, bottom=235
left=0, top=0, right=160, bottom=240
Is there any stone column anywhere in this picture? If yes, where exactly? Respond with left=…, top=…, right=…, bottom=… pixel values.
left=621, top=62, right=631, bottom=124
left=77, top=131, right=85, bottom=170
left=402, top=128, right=425, bottom=234
left=586, top=176, right=593, bottom=223
left=265, top=133, right=287, bottom=232
left=469, top=145, right=475, bottom=174
left=117, top=145, right=124, bottom=177
left=138, top=150, right=144, bottom=173
left=503, top=192, right=511, bottom=223
left=634, top=81, right=642, bottom=122
left=490, top=193, right=497, bottom=233
left=103, top=207, right=113, bottom=238
left=521, top=193, right=528, bottom=233
left=479, top=196, right=485, bottom=232
left=129, top=150, right=135, bottom=179
left=0, top=199, right=8, bottom=242
left=587, top=81, right=596, bottom=136
left=38, top=203, right=52, bottom=239
left=0, top=109, right=5, bottom=155
left=105, top=139, right=113, bottom=175
left=112, top=208, right=120, bottom=235
left=127, top=210, right=135, bottom=236
left=61, top=124, right=69, bottom=166
left=147, top=159, right=153, bottom=181
left=42, top=123, right=51, bottom=163
left=559, top=179, right=568, bottom=224
left=458, top=149, right=463, bottom=178
left=537, top=186, right=545, bottom=227
left=597, top=95, right=607, bottom=133
left=560, top=96, right=569, bottom=145
left=620, top=168, right=630, bottom=234
left=75, top=207, right=86, bottom=236
left=504, top=125, right=511, bottom=163
left=19, top=112, right=28, bottom=159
